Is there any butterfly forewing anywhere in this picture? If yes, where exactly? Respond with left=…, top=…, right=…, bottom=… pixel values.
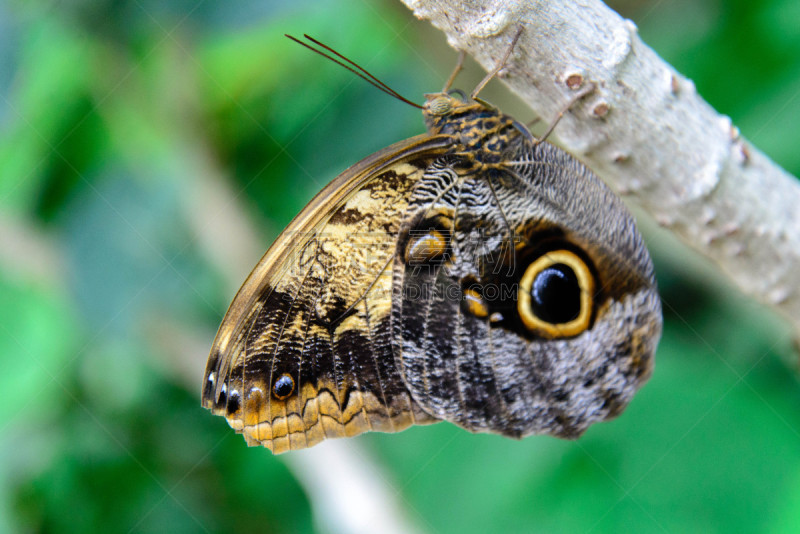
left=203, top=136, right=448, bottom=453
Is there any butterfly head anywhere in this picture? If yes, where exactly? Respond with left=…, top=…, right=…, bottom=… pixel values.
left=422, top=91, right=484, bottom=132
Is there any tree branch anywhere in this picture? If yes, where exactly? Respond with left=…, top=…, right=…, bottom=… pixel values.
left=401, top=0, right=800, bottom=335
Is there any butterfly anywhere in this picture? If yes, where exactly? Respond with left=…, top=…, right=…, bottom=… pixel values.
left=202, top=30, right=662, bottom=454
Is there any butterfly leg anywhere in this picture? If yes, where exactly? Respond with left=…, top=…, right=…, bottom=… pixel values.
left=470, top=25, right=524, bottom=100
left=533, top=83, right=596, bottom=145
left=442, top=50, right=467, bottom=92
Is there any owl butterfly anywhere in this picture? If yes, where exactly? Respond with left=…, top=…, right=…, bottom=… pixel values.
left=202, top=30, right=662, bottom=454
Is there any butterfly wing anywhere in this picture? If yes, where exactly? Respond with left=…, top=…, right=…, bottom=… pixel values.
left=202, top=134, right=450, bottom=454
left=393, top=141, right=662, bottom=439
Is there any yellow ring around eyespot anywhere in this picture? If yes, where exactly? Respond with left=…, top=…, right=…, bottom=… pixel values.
left=273, top=374, right=295, bottom=401
left=517, top=249, right=595, bottom=339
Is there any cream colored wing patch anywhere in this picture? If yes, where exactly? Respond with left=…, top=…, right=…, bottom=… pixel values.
left=202, top=138, right=447, bottom=453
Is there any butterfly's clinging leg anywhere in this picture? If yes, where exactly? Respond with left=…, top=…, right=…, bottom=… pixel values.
left=470, top=25, right=524, bottom=100
left=533, top=83, right=595, bottom=145
left=442, top=50, right=466, bottom=92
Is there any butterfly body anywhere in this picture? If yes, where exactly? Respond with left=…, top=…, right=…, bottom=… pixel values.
left=202, top=90, right=661, bottom=454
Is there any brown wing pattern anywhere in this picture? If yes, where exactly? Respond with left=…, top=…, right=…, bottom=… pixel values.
left=202, top=136, right=447, bottom=453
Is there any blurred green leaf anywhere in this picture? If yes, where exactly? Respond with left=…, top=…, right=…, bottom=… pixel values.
left=0, top=16, right=96, bottom=215
left=0, top=275, right=78, bottom=426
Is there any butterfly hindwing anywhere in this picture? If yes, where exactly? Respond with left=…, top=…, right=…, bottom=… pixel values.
left=393, top=141, right=661, bottom=439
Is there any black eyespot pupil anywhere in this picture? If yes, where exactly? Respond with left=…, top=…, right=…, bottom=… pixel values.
left=273, top=375, right=294, bottom=399
left=203, top=374, right=214, bottom=398
left=227, top=390, right=240, bottom=414
left=530, top=263, right=582, bottom=324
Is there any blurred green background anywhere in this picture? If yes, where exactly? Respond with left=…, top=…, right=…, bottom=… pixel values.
left=1, top=0, right=799, bottom=532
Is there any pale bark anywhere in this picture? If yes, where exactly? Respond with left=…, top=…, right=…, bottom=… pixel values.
left=401, top=0, right=800, bottom=335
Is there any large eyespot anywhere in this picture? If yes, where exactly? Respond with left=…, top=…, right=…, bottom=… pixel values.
left=226, top=389, right=241, bottom=414
left=517, top=249, right=595, bottom=338
left=272, top=374, right=295, bottom=400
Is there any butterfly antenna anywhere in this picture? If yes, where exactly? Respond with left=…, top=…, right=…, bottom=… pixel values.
left=286, top=34, right=423, bottom=109
left=301, top=35, right=409, bottom=100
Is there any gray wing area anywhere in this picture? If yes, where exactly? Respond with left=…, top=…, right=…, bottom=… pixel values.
left=392, top=142, right=662, bottom=439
